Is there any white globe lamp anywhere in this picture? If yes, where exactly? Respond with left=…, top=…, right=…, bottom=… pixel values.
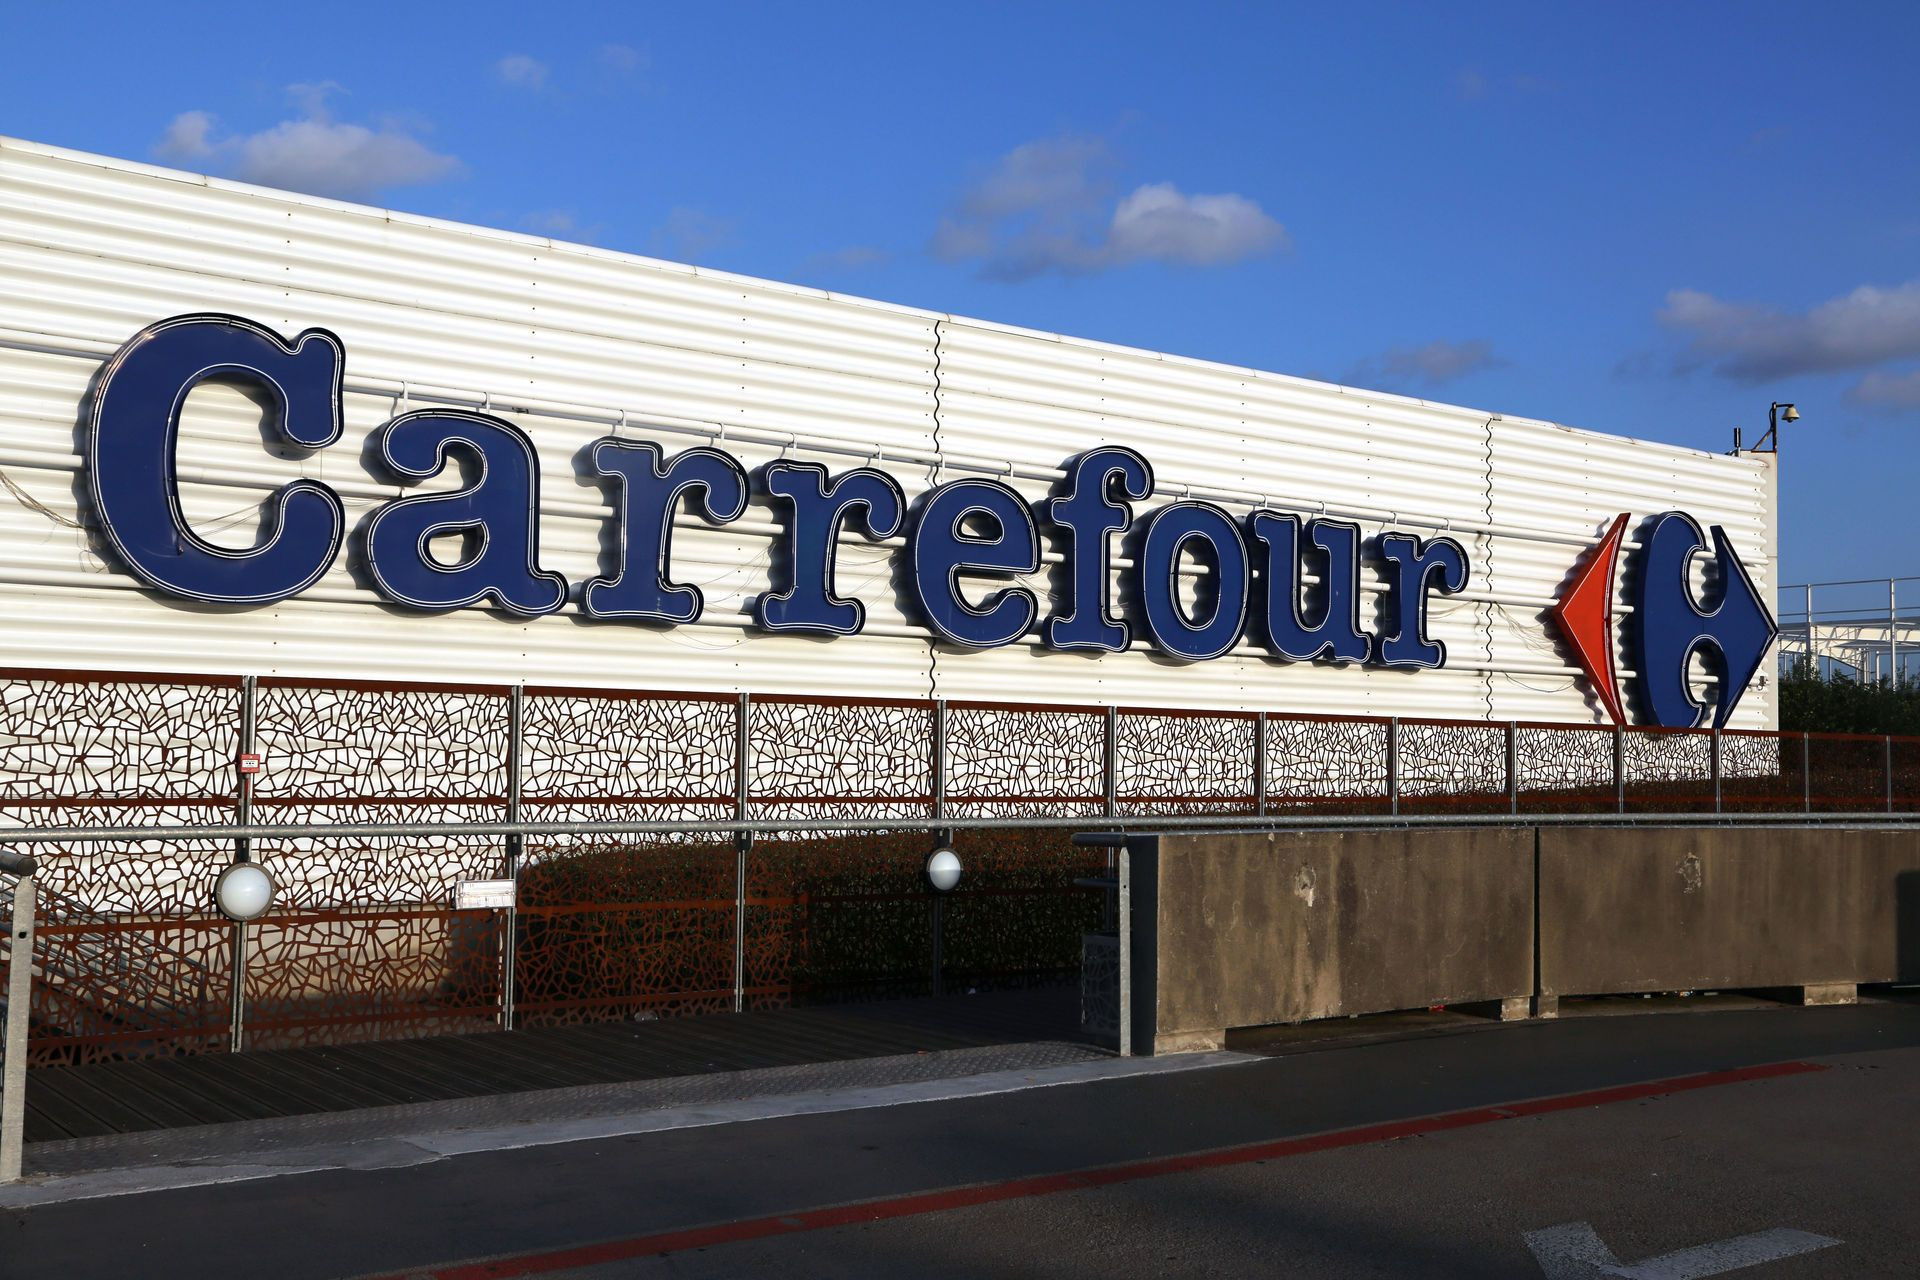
left=215, top=861, right=276, bottom=922
left=925, top=847, right=963, bottom=893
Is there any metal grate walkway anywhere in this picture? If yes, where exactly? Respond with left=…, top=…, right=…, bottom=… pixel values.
left=20, top=986, right=1094, bottom=1144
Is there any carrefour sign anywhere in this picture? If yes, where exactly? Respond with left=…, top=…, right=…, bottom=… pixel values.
left=85, top=314, right=1774, bottom=729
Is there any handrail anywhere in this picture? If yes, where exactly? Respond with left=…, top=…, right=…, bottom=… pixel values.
left=0, top=809, right=1919, bottom=847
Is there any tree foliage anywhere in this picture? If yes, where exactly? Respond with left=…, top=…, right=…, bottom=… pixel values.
left=1778, top=668, right=1920, bottom=735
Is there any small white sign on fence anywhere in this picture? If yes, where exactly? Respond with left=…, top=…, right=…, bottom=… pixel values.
left=454, top=879, right=517, bottom=911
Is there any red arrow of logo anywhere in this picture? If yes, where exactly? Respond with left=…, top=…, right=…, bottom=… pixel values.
left=1549, top=512, right=1629, bottom=725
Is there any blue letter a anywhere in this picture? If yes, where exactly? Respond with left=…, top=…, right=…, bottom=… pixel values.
left=364, top=410, right=568, bottom=617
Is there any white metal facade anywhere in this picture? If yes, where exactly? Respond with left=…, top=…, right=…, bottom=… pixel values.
left=0, top=137, right=1777, bottom=727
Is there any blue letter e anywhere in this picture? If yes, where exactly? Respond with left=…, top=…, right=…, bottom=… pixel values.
left=88, top=313, right=346, bottom=604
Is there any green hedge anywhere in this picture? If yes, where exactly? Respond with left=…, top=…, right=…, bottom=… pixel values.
left=1780, top=667, right=1920, bottom=736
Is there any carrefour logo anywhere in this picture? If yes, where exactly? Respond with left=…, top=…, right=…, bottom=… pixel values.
left=1548, top=512, right=1777, bottom=729
left=82, top=313, right=1774, bottom=724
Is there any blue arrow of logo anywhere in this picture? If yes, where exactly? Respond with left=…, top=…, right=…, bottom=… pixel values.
left=1630, top=511, right=1778, bottom=729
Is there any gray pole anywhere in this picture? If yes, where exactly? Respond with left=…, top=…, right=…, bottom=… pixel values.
left=1893, top=580, right=1901, bottom=688
left=1254, top=711, right=1268, bottom=818
left=1614, top=724, right=1626, bottom=814
left=1505, top=722, right=1519, bottom=815
left=1, top=870, right=34, bottom=1183
left=1387, top=717, right=1400, bottom=816
left=1104, top=706, right=1119, bottom=820
left=1802, top=733, right=1812, bottom=813
left=1887, top=735, right=1895, bottom=814
left=1117, top=843, right=1131, bottom=1059
left=229, top=676, right=256, bottom=1055
left=931, top=698, right=947, bottom=823
left=501, top=685, right=523, bottom=1031
left=1806, top=584, right=1817, bottom=678
left=733, top=692, right=750, bottom=1014
left=1710, top=728, right=1722, bottom=814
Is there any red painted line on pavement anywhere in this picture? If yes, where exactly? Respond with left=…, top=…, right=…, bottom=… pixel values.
left=373, top=1058, right=1827, bottom=1280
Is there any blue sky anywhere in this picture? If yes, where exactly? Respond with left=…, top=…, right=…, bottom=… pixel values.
left=5, top=2, right=1918, bottom=593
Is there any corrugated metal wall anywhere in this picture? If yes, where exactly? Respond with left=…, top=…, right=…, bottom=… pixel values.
left=0, top=137, right=1777, bottom=727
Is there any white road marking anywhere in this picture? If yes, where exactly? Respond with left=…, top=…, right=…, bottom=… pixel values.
left=1526, top=1220, right=1841, bottom=1278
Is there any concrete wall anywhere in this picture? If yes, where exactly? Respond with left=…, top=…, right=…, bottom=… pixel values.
left=1140, top=828, right=1535, bottom=1052
left=1136, top=824, right=1920, bottom=1054
left=1538, top=826, right=1920, bottom=999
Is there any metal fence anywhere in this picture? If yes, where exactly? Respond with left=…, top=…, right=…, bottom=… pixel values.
left=1779, top=575, right=1920, bottom=684
left=1, top=667, right=1917, bottom=1071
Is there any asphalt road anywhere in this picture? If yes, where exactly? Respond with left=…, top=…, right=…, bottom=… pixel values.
left=7, top=1000, right=1920, bottom=1279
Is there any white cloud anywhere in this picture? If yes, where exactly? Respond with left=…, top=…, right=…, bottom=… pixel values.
left=652, top=207, right=735, bottom=261
left=1660, top=280, right=1920, bottom=380
left=1455, top=68, right=1556, bottom=100
left=1344, top=339, right=1505, bottom=391
left=522, top=209, right=602, bottom=242
left=933, top=135, right=1286, bottom=281
left=807, top=245, right=890, bottom=272
left=496, top=55, right=549, bottom=91
left=600, top=43, right=646, bottom=74
left=152, top=85, right=461, bottom=201
left=156, top=110, right=216, bottom=161
left=1850, top=368, right=1920, bottom=411
left=1107, top=184, right=1288, bottom=267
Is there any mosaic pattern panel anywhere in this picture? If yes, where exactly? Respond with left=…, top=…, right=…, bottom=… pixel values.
left=1895, top=737, right=1920, bottom=815
left=522, top=692, right=735, bottom=808
left=1266, top=716, right=1391, bottom=813
left=254, top=683, right=508, bottom=800
left=1397, top=720, right=1507, bottom=813
left=0, top=675, right=239, bottom=800
left=1, top=803, right=233, bottom=915
left=946, top=705, right=1105, bottom=819
left=514, top=841, right=738, bottom=1025
left=1806, top=733, right=1888, bottom=813
left=747, top=698, right=932, bottom=821
left=1720, top=731, right=1796, bottom=812
left=1623, top=728, right=1713, bottom=812
left=244, top=906, right=501, bottom=1051
left=1516, top=724, right=1615, bottom=813
left=21, top=910, right=232, bottom=1067
left=1116, top=711, right=1257, bottom=816
left=251, top=801, right=506, bottom=907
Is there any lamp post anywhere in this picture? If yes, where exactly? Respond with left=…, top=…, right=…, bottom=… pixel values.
left=926, top=841, right=962, bottom=997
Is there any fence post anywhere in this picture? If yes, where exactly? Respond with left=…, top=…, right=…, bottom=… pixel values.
left=1387, top=717, right=1400, bottom=816
left=229, top=675, right=256, bottom=1055
left=1505, top=722, right=1518, bottom=815
left=733, top=691, right=750, bottom=1015
left=501, top=685, right=523, bottom=1031
left=1613, top=724, right=1625, bottom=814
left=1104, top=706, right=1119, bottom=820
left=1710, top=727, right=1722, bottom=814
left=931, top=698, right=947, bottom=822
left=1117, top=842, right=1131, bottom=1059
left=1253, top=711, right=1268, bottom=818
left=929, top=698, right=947, bottom=1001
left=1892, top=579, right=1901, bottom=688
left=1887, top=735, right=1895, bottom=814
left=2, top=866, right=35, bottom=1184
left=1802, top=732, right=1812, bottom=813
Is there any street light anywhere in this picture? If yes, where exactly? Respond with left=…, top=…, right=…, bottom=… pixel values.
left=925, top=846, right=963, bottom=893
left=214, top=861, right=276, bottom=921
left=1745, top=401, right=1800, bottom=453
